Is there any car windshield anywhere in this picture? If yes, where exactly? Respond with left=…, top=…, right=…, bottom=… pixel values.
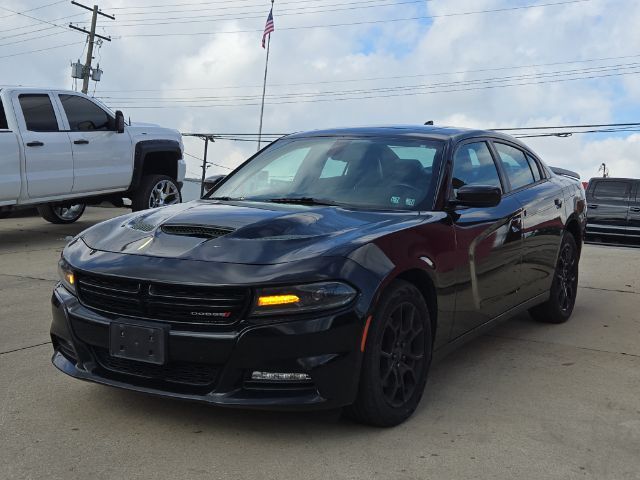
left=210, top=136, right=444, bottom=210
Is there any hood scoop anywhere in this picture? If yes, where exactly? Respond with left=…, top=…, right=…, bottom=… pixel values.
left=160, top=224, right=235, bottom=239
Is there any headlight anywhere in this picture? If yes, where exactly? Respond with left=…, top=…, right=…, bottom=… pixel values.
left=251, top=281, right=357, bottom=316
left=58, top=258, right=76, bottom=294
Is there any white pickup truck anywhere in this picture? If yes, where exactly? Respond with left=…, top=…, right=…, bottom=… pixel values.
left=0, top=87, right=186, bottom=223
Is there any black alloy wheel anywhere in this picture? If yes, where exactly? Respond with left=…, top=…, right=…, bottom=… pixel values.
left=529, top=232, right=579, bottom=324
left=379, top=302, right=427, bottom=408
left=345, top=280, right=432, bottom=427
left=556, top=241, right=578, bottom=314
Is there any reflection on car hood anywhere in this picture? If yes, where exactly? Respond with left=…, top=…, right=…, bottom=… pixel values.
left=80, top=200, right=437, bottom=265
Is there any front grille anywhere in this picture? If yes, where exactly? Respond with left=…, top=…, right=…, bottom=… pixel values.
left=93, top=347, right=219, bottom=386
left=160, top=224, right=234, bottom=238
left=76, top=272, right=250, bottom=324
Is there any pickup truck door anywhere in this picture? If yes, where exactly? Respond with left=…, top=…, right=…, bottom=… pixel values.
left=0, top=98, right=21, bottom=204
left=55, top=94, right=132, bottom=193
left=627, top=182, right=640, bottom=240
left=586, top=179, right=632, bottom=238
left=13, top=93, right=74, bottom=198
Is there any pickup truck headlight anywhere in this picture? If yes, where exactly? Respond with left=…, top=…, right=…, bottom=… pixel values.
left=58, top=258, right=76, bottom=295
left=251, top=281, right=357, bottom=316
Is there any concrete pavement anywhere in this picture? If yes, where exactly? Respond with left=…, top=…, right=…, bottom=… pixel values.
left=1, top=208, right=639, bottom=480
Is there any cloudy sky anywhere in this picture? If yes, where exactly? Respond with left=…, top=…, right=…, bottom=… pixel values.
left=2, top=0, right=639, bottom=181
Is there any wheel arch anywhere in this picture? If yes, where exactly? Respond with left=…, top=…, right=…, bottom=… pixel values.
left=565, top=215, right=583, bottom=258
left=390, top=268, right=438, bottom=341
left=128, top=140, right=182, bottom=192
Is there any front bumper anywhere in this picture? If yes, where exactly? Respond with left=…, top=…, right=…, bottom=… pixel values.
left=50, top=285, right=365, bottom=410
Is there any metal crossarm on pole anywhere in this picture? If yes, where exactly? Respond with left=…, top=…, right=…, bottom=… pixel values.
left=69, top=2, right=114, bottom=94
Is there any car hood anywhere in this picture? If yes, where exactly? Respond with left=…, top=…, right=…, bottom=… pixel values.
left=80, top=200, right=437, bottom=265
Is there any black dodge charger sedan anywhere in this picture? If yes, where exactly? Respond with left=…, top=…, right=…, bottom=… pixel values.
left=51, top=126, right=587, bottom=426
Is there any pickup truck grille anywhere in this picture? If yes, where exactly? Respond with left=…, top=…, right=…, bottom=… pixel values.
left=76, top=273, right=250, bottom=324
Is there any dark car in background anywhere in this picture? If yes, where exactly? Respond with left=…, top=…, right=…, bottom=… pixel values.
left=586, top=177, right=640, bottom=242
left=50, top=126, right=586, bottom=426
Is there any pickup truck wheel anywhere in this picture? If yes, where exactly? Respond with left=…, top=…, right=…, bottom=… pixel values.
left=37, top=203, right=86, bottom=224
left=344, top=280, right=432, bottom=427
left=132, top=174, right=182, bottom=212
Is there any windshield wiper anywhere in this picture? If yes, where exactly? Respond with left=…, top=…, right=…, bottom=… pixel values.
left=264, top=197, right=342, bottom=206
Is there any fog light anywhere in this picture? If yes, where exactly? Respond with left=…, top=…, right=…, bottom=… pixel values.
left=251, top=371, right=311, bottom=382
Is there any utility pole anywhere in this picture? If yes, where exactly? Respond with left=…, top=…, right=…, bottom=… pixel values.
left=69, top=2, right=114, bottom=94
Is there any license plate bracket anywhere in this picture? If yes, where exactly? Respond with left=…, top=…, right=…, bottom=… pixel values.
left=109, top=320, right=168, bottom=365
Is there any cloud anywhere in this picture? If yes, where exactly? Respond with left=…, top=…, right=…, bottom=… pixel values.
left=1, top=0, right=639, bottom=181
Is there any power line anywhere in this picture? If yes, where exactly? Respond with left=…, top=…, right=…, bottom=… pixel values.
left=179, top=123, right=640, bottom=144
left=116, top=0, right=591, bottom=38
left=183, top=151, right=234, bottom=170
left=97, top=52, right=640, bottom=93
left=0, top=5, right=72, bottom=33
left=0, top=0, right=67, bottom=19
left=495, top=122, right=640, bottom=131
left=96, top=0, right=428, bottom=26
left=0, top=13, right=83, bottom=35
left=106, top=0, right=367, bottom=10
left=0, top=30, right=71, bottom=48
left=101, top=62, right=640, bottom=103
left=105, top=67, right=640, bottom=109
left=0, top=41, right=85, bottom=60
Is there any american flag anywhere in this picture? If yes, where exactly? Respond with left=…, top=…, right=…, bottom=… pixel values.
left=262, top=8, right=274, bottom=48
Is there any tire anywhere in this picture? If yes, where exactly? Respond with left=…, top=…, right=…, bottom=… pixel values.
left=37, top=203, right=86, bottom=224
left=0, top=211, right=12, bottom=219
left=529, top=232, right=579, bottom=324
left=131, top=174, right=182, bottom=212
left=345, top=280, right=433, bottom=427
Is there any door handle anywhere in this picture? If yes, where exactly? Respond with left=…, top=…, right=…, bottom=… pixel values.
left=630, top=207, right=640, bottom=213
left=588, top=204, right=598, bottom=209
left=554, top=198, right=563, bottom=208
left=73, top=139, right=89, bottom=145
left=26, top=141, right=44, bottom=147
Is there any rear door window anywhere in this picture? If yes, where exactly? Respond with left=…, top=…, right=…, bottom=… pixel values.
left=494, top=142, right=536, bottom=190
left=59, top=94, right=111, bottom=131
left=19, top=94, right=59, bottom=132
left=526, top=154, right=542, bottom=182
left=0, top=98, right=8, bottom=129
left=592, top=181, right=631, bottom=200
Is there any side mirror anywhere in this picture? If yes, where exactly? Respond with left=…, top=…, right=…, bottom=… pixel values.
left=454, top=185, right=501, bottom=208
left=115, top=110, right=125, bottom=134
left=202, top=174, right=225, bottom=197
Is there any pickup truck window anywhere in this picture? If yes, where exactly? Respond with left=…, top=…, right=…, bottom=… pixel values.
left=0, top=99, right=8, bottom=129
left=60, top=95, right=111, bottom=132
left=59, top=94, right=111, bottom=131
left=593, top=181, right=630, bottom=200
left=18, top=94, right=59, bottom=132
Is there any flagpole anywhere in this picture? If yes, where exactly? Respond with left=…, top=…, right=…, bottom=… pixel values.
left=257, top=0, right=274, bottom=152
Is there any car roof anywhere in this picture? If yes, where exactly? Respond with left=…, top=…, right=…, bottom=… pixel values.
left=284, top=125, right=531, bottom=149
